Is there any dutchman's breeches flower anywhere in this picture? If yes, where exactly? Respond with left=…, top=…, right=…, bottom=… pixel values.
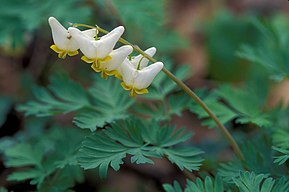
left=68, top=26, right=133, bottom=78
left=118, top=47, right=163, bottom=96
left=48, top=17, right=163, bottom=96
left=120, top=59, right=164, bottom=97
left=48, top=17, right=96, bottom=59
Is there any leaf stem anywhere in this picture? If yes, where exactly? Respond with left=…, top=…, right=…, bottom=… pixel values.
left=72, top=23, right=244, bottom=160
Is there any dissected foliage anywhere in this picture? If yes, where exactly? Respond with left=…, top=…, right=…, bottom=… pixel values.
left=78, top=119, right=203, bottom=178
left=1, top=1, right=289, bottom=191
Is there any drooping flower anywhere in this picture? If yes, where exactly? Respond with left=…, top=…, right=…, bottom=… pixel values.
left=129, top=47, right=157, bottom=70
left=120, top=59, right=164, bottom=97
left=48, top=17, right=96, bottom=59
left=68, top=26, right=132, bottom=78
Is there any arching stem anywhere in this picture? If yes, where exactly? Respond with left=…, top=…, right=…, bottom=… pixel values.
left=72, top=23, right=244, bottom=160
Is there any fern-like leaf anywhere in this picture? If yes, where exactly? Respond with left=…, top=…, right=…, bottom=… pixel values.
left=78, top=119, right=203, bottom=178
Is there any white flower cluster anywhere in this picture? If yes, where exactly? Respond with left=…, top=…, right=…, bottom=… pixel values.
left=48, top=17, right=163, bottom=96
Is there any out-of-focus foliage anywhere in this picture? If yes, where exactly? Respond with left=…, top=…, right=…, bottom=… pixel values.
left=18, top=74, right=134, bottom=131
left=1, top=125, right=87, bottom=191
left=190, top=83, right=271, bottom=128
left=273, top=129, right=289, bottom=165
left=95, top=0, right=186, bottom=54
left=238, top=15, right=289, bottom=81
left=204, top=10, right=258, bottom=81
left=134, top=62, right=192, bottom=121
left=2, top=0, right=289, bottom=191
left=0, top=97, right=13, bottom=127
left=0, top=0, right=92, bottom=49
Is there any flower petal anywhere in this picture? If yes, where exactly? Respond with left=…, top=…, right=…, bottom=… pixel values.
left=131, top=47, right=157, bottom=69
left=81, top=29, right=97, bottom=40
left=121, top=59, right=136, bottom=87
left=95, top=26, right=125, bottom=58
left=48, top=17, right=69, bottom=50
left=133, top=62, right=163, bottom=90
left=102, top=45, right=133, bottom=72
left=68, top=27, right=98, bottom=59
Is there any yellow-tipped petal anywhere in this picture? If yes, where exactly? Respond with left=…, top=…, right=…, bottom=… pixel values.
left=115, top=72, right=123, bottom=80
left=121, top=82, right=132, bottom=91
left=58, top=51, right=67, bottom=59
left=68, top=50, right=79, bottom=56
left=91, top=63, right=101, bottom=72
left=135, top=88, right=149, bottom=95
left=81, top=56, right=95, bottom=64
left=50, top=45, right=62, bottom=53
left=99, top=55, right=112, bottom=63
left=105, top=70, right=117, bottom=76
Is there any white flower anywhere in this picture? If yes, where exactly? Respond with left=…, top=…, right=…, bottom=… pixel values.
left=68, top=26, right=132, bottom=78
left=129, top=47, right=157, bottom=70
left=48, top=17, right=96, bottom=59
left=120, top=59, right=163, bottom=97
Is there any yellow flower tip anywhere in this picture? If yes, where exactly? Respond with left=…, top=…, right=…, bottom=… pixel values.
left=99, top=55, right=112, bottom=63
left=121, top=82, right=131, bottom=91
left=68, top=50, right=79, bottom=56
left=91, top=64, right=101, bottom=73
left=135, top=88, right=149, bottom=95
left=58, top=51, right=67, bottom=59
left=115, top=72, right=122, bottom=80
left=120, top=82, right=149, bottom=96
left=81, top=56, right=95, bottom=64
left=50, top=45, right=62, bottom=53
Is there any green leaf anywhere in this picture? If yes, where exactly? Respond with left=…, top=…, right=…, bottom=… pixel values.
left=219, top=135, right=281, bottom=183
left=219, top=162, right=245, bottom=183
left=164, top=176, right=225, bottom=192
left=216, top=85, right=271, bottom=127
left=271, top=177, right=289, bottom=192
left=73, top=77, right=134, bottom=131
left=4, top=143, right=44, bottom=168
left=7, top=169, right=43, bottom=182
left=191, top=85, right=271, bottom=128
left=272, top=129, right=289, bottom=165
left=163, top=148, right=203, bottom=171
left=163, top=181, right=183, bottom=192
left=237, top=15, right=289, bottom=79
left=204, top=10, right=258, bottom=82
left=190, top=88, right=237, bottom=128
left=186, top=176, right=224, bottom=192
left=144, top=62, right=191, bottom=100
left=38, top=165, right=84, bottom=192
left=18, top=74, right=134, bottom=131
left=17, top=73, right=89, bottom=116
left=78, top=119, right=203, bottom=178
left=233, top=171, right=274, bottom=192
left=107, top=0, right=185, bottom=54
left=0, top=0, right=92, bottom=48
left=273, top=147, right=289, bottom=165
left=2, top=126, right=87, bottom=190
left=168, top=93, right=191, bottom=116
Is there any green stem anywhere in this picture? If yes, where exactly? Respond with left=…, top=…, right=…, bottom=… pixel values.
left=72, top=23, right=244, bottom=160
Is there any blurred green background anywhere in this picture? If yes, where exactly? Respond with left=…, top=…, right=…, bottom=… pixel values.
left=1, top=0, right=289, bottom=191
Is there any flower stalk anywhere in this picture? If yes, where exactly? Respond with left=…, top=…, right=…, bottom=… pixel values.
left=72, top=23, right=244, bottom=161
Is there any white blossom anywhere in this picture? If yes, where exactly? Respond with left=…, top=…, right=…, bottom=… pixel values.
left=120, top=59, right=163, bottom=96
left=68, top=26, right=133, bottom=78
left=48, top=17, right=96, bottom=59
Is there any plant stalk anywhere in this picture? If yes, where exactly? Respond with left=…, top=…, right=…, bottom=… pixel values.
left=72, top=23, right=244, bottom=160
